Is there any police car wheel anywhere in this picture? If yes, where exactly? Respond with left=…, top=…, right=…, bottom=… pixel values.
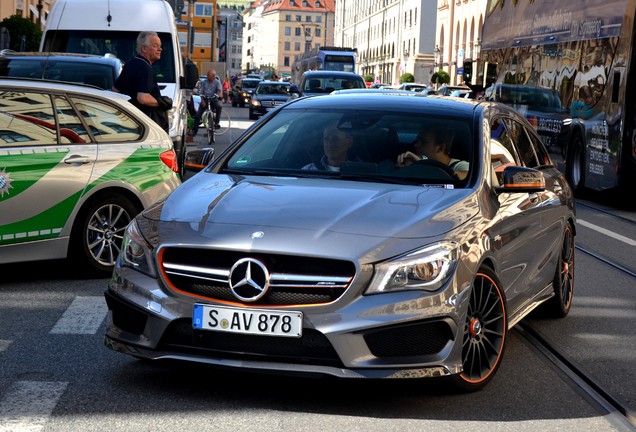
left=70, top=194, right=139, bottom=275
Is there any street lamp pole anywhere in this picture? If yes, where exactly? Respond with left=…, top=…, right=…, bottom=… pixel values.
left=36, top=0, right=44, bottom=29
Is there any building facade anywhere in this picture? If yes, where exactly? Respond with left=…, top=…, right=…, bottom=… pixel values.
left=435, top=0, right=485, bottom=88
left=3, top=0, right=488, bottom=88
left=241, top=0, right=335, bottom=78
left=1, top=0, right=51, bottom=29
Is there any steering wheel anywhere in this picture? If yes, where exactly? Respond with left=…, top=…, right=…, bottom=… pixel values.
left=414, top=158, right=459, bottom=180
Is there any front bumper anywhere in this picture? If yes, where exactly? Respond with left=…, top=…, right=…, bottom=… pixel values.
left=104, top=264, right=470, bottom=379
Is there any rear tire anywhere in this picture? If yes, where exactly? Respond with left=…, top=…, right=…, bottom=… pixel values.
left=70, top=194, right=138, bottom=276
left=446, top=265, right=508, bottom=392
left=215, top=111, right=231, bottom=135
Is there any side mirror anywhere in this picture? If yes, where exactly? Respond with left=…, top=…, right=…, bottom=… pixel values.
left=495, top=166, right=546, bottom=194
left=184, top=61, right=200, bottom=90
left=184, top=147, right=215, bottom=173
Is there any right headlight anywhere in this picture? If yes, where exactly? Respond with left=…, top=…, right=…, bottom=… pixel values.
left=119, top=219, right=157, bottom=278
left=365, top=242, right=459, bottom=294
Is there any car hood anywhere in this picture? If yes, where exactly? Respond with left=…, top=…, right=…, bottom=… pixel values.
left=152, top=174, right=478, bottom=253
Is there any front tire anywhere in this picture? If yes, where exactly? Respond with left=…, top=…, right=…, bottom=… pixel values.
left=447, top=266, right=508, bottom=392
left=542, top=223, right=575, bottom=318
left=70, top=194, right=138, bottom=276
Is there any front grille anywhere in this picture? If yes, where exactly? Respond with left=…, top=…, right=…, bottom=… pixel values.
left=363, top=319, right=454, bottom=358
left=159, top=247, right=356, bottom=306
left=158, top=318, right=344, bottom=367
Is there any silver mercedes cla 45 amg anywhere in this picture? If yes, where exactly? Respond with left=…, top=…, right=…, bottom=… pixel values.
left=104, top=93, right=576, bottom=392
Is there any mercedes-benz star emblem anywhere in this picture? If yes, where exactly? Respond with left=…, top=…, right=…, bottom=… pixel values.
left=229, top=258, right=270, bottom=302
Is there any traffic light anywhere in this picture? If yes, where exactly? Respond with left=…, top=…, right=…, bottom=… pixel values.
left=463, top=60, right=473, bottom=83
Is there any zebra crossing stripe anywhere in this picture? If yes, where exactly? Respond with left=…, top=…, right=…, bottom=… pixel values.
left=50, top=296, right=108, bottom=335
left=0, top=381, right=68, bottom=432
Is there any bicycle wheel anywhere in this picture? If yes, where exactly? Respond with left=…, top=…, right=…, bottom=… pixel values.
left=203, top=111, right=214, bottom=145
left=215, top=110, right=231, bottom=135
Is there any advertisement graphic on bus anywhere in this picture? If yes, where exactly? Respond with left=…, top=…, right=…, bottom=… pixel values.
left=480, top=0, right=636, bottom=194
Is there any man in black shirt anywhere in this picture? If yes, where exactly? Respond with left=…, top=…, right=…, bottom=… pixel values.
left=114, top=31, right=171, bottom=132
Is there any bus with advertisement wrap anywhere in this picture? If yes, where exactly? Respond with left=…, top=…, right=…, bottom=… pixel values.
left=479, top=0, right=636, bottom=195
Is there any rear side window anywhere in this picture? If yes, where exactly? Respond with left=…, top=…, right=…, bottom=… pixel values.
left=72, top=97, right=143, bottom=143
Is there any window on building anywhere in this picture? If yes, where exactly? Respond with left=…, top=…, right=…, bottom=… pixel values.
left=315, top=28, right=321, bottom=37
left=284, top=41, right=290, bottom=50
left=305, top=16, right=312, bottom=22
left=294, top=42, right=301, bottom=51
left=285, top=27, right=291, bottom=36
left=195, top=4, right=213, bottom=16
left=285, top=14, right=291, bottom=21
left=295, top=27, right=301, bottom=36
left=284, top=56, right=290, bottom=66
left=296, top=15, right=301, bottom=22
left=316, top=15, right=322, bottom=23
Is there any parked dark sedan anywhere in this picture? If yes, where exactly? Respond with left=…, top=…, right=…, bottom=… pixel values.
left=248, top=80, right=291, bottom=120
left=105, top=93, right=576, bottom=392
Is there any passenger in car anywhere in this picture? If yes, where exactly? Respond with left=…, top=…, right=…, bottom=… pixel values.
left=396, top=126, right=469, bottom=179
left=302, top=121, right=357, bottom=171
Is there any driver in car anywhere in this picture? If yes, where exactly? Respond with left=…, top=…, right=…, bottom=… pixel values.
left=396, top=126, right=469, bottom=180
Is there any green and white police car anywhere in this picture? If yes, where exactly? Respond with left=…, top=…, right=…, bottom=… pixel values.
left=0, top=78, right=181, bottom=275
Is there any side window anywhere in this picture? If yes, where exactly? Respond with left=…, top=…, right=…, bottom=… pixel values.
left=490, top=117, right=518, bottom=186
left=72, top=97, right=144, bottom=143
left=53, top=96, right=88, bottom=144
left=527, top=131, right=552, bottom=167
left=0, top=90, right=57, bottom=148
left=504, top=118, right=540, bottom=167
left=490, top=118, right=518, bottom=164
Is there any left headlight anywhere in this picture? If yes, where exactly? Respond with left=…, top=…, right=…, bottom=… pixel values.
left=365, top=242, right=459, bottom=294
left=119, top=219, right=157, bottom=278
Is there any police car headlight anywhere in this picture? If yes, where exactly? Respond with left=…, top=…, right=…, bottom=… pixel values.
left=119, top=219, right=157, bottom=278
left=366, top=242, right=459, bottom=294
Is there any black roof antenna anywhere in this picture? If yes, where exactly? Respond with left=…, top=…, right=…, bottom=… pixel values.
left=107, top=0, right=112, bottom=27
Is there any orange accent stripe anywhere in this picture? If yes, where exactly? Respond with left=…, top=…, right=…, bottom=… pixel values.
left=502, top=182, right=544, bottom=188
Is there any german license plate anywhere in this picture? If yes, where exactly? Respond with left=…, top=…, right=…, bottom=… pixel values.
left=193, top=304, right=302, bottom=337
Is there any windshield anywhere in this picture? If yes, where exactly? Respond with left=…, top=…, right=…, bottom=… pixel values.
left=256, top=83, right=290, bottom=95
left=241, top=80, right=260, bottom=89
left=303, top=76, right=366, bottom=94
left=223, top=108, right=473, bottom=187
left=41, top=30, right=175, bottom=83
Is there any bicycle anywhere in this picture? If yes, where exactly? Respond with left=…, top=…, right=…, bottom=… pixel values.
left=201, top=95, right=231, bottom=146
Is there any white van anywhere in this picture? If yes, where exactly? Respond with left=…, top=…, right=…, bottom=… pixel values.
left=40, top=0, right=199, bottom=175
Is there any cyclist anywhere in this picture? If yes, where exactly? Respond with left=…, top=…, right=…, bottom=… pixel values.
left=189, top=69, right=223, bottom=136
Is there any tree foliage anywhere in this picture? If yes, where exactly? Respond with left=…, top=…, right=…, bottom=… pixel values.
left=399, top=72, right=414, bottom=84
left=0, top=15, right=42, bottom=52
left=363, top=74, right=373, bottom=83
left=431, top=70, right=451, bottom=85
